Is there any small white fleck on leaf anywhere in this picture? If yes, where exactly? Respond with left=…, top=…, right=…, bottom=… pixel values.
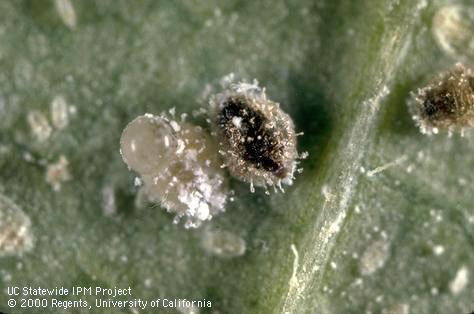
left=0, top=194, right=34, bottom=257
left=51, top=95, right=70, bottom=129
left=27, top=110, right=52, bottom=142
left=54, top=0, right=77, bottom=29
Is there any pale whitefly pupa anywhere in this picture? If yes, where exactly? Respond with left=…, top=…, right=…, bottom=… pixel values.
left=120, top=111, right=228, bottom=228
left=209, top=79, right=306, bottom=193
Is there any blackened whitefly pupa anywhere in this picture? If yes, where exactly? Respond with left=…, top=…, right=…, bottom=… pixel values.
left=409, top=63, right=474, bottom=135
left=210, top=81, right=307, bottom=193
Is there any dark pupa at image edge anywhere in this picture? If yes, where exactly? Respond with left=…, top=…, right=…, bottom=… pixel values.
left=209, top=80, right=307, bottom=193
left=409, top=63, right=474, bottom=135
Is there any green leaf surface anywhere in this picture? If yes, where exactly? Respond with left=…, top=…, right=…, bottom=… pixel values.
left=0, top=0, right=473, bottom=313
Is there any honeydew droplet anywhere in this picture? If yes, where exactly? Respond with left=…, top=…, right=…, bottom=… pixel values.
left=120, top=115, right=176, bottom=175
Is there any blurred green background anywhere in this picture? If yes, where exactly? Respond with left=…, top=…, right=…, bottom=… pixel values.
left=0, top=0, right=473, bottom=313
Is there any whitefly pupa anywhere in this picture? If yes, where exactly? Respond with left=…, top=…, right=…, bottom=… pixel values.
left=409, top=63, right=474, bottom=135
left=120, top=110, right=228, bottom=228
left=209, top=80, right=307, bottom=193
